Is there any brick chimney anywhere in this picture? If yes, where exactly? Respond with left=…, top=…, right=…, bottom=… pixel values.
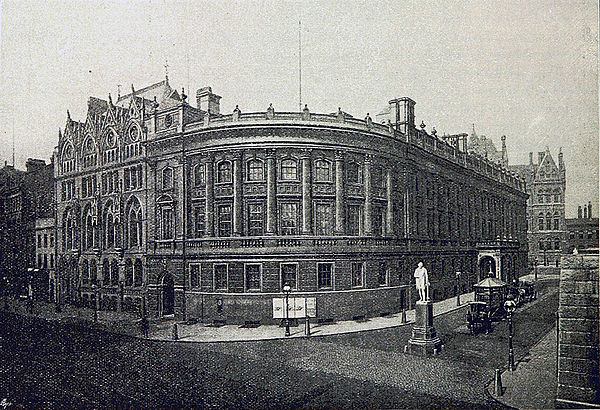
left=588, top=201, right=592, bottom=218
left=529, top=152, right=533, bottom=165
left=578, top=206, right=582, bottom=219
left=196, top=87, right=221, bottom=116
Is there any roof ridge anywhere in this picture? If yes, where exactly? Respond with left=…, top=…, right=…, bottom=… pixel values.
left=117, top=80, right=168, bottom=102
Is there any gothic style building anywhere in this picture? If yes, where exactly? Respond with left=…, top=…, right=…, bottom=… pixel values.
left=55, top=78, right=528, bottom=323
left=509, top=148, right=566, bottom=269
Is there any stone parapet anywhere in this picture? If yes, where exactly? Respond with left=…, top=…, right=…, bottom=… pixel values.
left=556, top=254, right=599, bottom=407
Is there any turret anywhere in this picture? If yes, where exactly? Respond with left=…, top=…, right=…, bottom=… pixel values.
left=500, top=135, right=507, bottom=166
left=558, top=147, right=564, bottom=170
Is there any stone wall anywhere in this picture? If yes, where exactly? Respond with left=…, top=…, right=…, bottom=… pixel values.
left=557, top=254, right=599, bottom=407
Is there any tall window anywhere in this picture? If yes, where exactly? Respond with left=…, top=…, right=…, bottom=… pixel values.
left=217, top=204, right=232, bottom=237
left=351, top=262, right=364, bottom=287
left=315, top=202, right=334, bottom=235
left=193, top=202, right=205, bottom=238
left=214, top=264, right=228, bottom=290
left=162, top=167, right=173, bottom=190
left=554, top=238, right=560, bottom=250
left=85, top=211, right=94, bottom=250
left=103, top=259, right=110, bottom=286
left=111, top=259, right=119, bottom=286
left=247, top=159, right=264, bottom=181
left=553, top=213, right=560, bottom=230
left=280, top=263, right=297, bottom=290
left=161, top=207, right=174, bottom=240
left=128, top=200, right=142, bottom=248
left=91, top=260, right=97, bottom=284
left=279, top=202, right=298, bottom=235
left=315, top=160, right=331, bottom=182
left=217, top=161, right=232, bottom=183
left=545, top=212, right=552, bottom=231
left=538, top=239, right=545, bottom=251
left=317, top=262, right=333, bottom=289
left=538, top=213, right=544, bottom=231
left=194, top=164, right=205, bottom=186
left=106, top=213, right=115, bottom=248
left=245, top=264, right=261, bottom=291
left=134, top=258, right=143, bottom=287
left=373, top=207, right=384, bottom=237
left=82, top=260, right=89, bottom=285
left=377, top=261, right=388, bottom=286
left=280, top=158, right=298, bottom=180
left=247, top=202, right=264, bottom=236
left=125, top=259, right=133, bottom=287
left=347, top=161, right=362, bottom=184
left=347, top=205, right=362, bottom=235
left=372, top=167, right=384, bottom=189
left=190, top=263, right=200, bottom=288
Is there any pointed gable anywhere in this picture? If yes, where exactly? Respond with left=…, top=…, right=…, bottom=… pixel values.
left=536, top=149, right=559, bottom=180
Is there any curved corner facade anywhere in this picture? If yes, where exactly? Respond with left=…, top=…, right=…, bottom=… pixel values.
left=55, top=81, right=529, bottom=324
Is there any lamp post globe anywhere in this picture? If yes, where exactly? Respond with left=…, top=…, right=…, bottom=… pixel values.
left=283, top=283, right=292, bottom=337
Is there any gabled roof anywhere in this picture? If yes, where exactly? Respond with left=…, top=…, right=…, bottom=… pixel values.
left=116, top=79, right=180, bottom=109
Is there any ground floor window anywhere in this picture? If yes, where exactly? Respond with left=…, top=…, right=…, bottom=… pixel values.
left=351, top=261, right=364, bottom=288
left=377, top=261, right=388, bottom=286
left=189, top=263, right=201, bottom=288
left=214, top=264, right=228, bottom=290
left=317, top=262, right=333, bottom=289
left=280, top=263, right=298, bottom=290
left=244, top=264, right=262, bottom=291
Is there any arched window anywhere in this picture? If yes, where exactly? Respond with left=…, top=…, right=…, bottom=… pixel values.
left=194, top=164, right=205, bottom=186
left=134, top=258, right=143, bottom=287
left=82, top=137, right=97, bottom=168
left=553, top=212, right=560, bottom=230
left=127, top=199, right=142, bottom=248
left=538, top=213, right=544, bottom=231
left=106, top=213, right=114, bottom=249
left=538, top=239, right=545, bottom=251
left=247, top=159, right=264, bottom=181
left=280, top=158, right=298, bottom=180
left=217, top=161, right=232, bottom=183
left=545, top=212, right=552, bottom=231
left=63, top=209, right=75, bottom=250
left=554, top=238, right=560, bottom=250
left=125, top=259, right=133, bottom=287
left=110, top=259, right=119, bottom=286
left=162, top=167, right=173, bottom=189
left=315, top=159, right=332, bottom=182
left=61, top=143, right=75, bottom=174
left=84, top=207, right=94, bottom=250
left=347, top=161, right=363, bottom=184
left=90, top=260, right=97, bottom=285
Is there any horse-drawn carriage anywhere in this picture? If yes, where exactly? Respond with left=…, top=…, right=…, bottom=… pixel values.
left=507, top=280, right=536, bottom=306
left=466, top=301, right=491, bottom=334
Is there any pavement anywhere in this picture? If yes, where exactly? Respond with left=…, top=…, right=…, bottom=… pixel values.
left=488, top=325, right=558, bottom=409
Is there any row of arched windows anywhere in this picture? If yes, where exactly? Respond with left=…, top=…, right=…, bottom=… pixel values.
left=537, top=211, right=560, bottom=231
left=162, top=158, right=369, bottom=190
left=538, top=238, right=561, bottom=251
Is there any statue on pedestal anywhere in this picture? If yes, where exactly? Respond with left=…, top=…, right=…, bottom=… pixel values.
left=414, top=262, right=430, bottom=302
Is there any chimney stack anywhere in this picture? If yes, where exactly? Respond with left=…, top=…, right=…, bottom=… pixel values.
left=584, top=205, right=588, bottom=219
left=529, top=152, right=533, bottom=165
left=196, top=87, right=221, bottom=116
left=578, top=206, right=582, bottom=219
left=588, top=201, right=592, bottom=218
left=558, top=147, right=564, bottom=170
left=388, top=97, right=415, bottom=137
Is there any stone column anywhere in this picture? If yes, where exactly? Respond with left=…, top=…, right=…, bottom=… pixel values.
left=386, top=167, right=393, bottom=236
left=301, top=149, right=312, bottom=234
left=205, top=156, right=215, bottom=237
left=363, top=155, right=373, bottom=236
left=232, top=151, right=243, bottom=236
left=335, top=151, right=345, bottom=235
left=266, top=149, right=277, bottom=234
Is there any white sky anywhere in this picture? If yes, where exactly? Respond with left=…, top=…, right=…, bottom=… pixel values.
left=0, top=0, right=597, bottom=217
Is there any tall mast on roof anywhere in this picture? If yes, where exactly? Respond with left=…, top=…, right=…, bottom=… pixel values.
left=298, top=19, right=302, bottom=112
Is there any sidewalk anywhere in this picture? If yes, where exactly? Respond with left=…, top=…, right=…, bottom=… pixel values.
left=151, top=292, right=474, bottom=342
left=488, top=326, right=557, bottom=409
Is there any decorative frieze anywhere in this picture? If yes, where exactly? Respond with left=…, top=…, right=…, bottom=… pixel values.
left=214, top=185, right=233, bottom=197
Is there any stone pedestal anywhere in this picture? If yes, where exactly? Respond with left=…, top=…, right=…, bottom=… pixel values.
left=406, top=301, right=442, bottom=356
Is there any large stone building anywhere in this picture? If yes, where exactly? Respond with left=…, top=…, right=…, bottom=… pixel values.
left=566, top=202, right=598, bottom=253
left=510, top=148, right=566, bottom=270
left=55, top=78, right=528, bottom=323
left=0, top=159, right=54, bottom=296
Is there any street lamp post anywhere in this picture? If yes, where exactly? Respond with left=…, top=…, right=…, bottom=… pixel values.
left=504, top=296, right=517, bottom=371
left=283, top=283, right=292, bottom=337
left=456, top=271, right=461, bottom=306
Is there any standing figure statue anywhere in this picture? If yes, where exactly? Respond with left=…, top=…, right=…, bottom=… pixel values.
left=414, top=262, right=430, bottom=302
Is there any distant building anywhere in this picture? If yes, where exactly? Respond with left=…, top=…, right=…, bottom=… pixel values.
left=35, top=217, right=56, bottom=301
left=509, top=148, right=566, bottom=270
left=0, top=159, right=54, bottom=295
left=566, top=202, right=598, bottom=253
left=466, top=125, right=508, bottom=167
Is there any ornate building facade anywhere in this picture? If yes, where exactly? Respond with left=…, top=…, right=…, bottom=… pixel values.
left=55, top=79, right=528, bottom=323
left=510, top=148, right=566, bottom=269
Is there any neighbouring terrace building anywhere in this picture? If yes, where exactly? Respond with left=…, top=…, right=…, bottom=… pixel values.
left=55, top=77, right=528, bottom=323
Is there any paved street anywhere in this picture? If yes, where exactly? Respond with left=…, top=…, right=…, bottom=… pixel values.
left=0, top=283, right=558, bottom=408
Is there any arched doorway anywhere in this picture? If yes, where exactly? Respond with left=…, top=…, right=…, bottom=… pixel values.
left=479, top=256, right=496, bottom=280
left=161, top=274, right=175, bottom=316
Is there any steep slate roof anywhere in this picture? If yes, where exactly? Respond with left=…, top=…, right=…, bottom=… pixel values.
left=116, top=79, right=180, bottom=109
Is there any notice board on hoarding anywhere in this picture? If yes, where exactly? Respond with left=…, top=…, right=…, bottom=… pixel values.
left=273, top=297, right=317, bottom=319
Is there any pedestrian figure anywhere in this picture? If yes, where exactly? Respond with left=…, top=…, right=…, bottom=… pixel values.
left=172, top=323, right=179, bottom=340
left=141, top=315, right=149, bottom=338
left=414, top=262, right=430, bottom=302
